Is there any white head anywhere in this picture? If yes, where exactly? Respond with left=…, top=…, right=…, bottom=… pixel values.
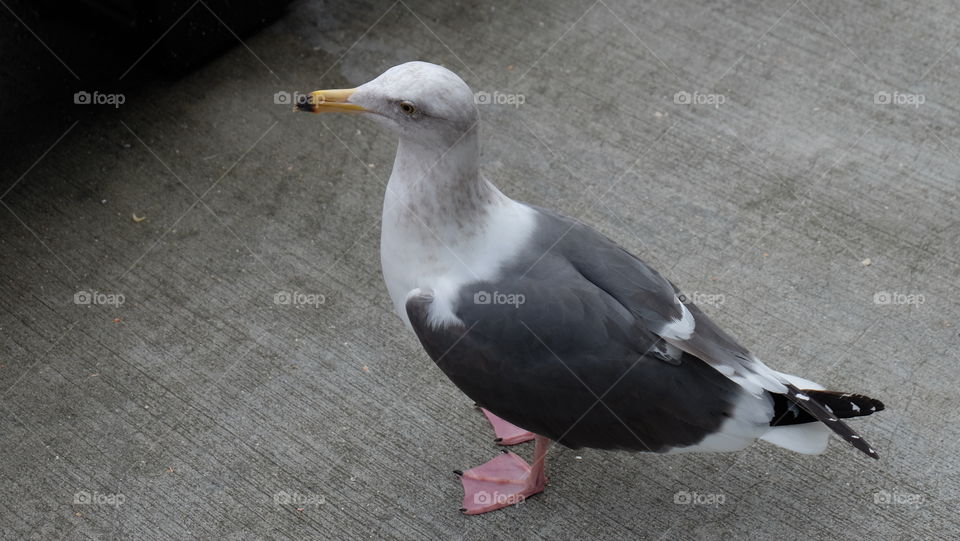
left=297, top=61, right=478, bottom=147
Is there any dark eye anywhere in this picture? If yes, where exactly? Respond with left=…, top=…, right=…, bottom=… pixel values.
left=399, top=101, right=417, bottom=115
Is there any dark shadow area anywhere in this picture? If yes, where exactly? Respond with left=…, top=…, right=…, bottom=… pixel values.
left=0, top=0, right=292, bottom=171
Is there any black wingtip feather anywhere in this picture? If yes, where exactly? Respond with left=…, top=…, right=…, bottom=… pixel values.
left=771, top=390, right=885, bottom=427
left=783, top=384, right=882, bottom=460
left=816, top=391, right=885, bottom=418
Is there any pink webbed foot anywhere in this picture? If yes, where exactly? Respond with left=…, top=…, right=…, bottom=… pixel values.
left=478, top=407, right=535, bottom=445
left=455, top=436, right=550, bottom=515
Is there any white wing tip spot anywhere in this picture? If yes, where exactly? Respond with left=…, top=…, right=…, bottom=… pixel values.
left=660, top=298, right=695, bottom=340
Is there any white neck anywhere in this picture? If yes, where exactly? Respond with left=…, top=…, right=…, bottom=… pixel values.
left=383, top=126, right=505, bottom=243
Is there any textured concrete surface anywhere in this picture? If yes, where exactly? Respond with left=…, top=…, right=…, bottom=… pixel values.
left=2, top=0, right=958, bottom=539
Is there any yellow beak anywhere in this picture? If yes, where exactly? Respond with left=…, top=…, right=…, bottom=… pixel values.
left=295, top=88, right=367, bottom=113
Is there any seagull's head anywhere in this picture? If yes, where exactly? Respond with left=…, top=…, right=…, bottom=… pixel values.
left=296, top=61, right=478, bottom=146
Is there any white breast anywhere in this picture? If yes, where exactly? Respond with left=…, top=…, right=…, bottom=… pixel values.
left=380, top=192, right=537, bottom=330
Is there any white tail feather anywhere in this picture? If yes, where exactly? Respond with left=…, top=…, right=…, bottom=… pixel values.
left=760, top=423, right=830, bottom=454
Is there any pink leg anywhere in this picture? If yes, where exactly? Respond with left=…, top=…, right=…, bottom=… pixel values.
left=479, top=408, right=535, bottom=445
left=456, top=435, right=550, bottom=515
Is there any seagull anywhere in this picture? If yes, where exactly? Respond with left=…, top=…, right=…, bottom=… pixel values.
left=296, top=61, right=885, bottom=515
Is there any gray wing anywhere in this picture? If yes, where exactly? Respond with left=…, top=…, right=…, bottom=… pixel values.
left=405, top=277, right=749, bottom=451
left=523, top=207, right=879, bottom=458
